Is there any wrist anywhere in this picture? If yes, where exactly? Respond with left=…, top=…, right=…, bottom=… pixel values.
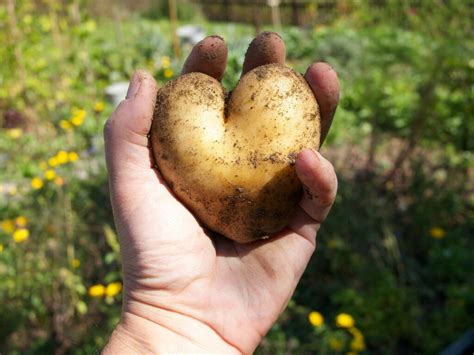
left=103, top=301, right=241, bottom=354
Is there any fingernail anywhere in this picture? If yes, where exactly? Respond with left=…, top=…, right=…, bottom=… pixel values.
left=208, top=34, right=224, bottom=41
left=126, top=71, right=143, bottom=99
left=310, top=148, right=321, bottom=161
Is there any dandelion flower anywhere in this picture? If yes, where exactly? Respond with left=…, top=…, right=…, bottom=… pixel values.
left=56, top=150, right=69, bottom=164
left=68, top=151, right=79, bottom=162
left=7, top=128, right=23, bottom=139
left=430, top=227, right=446, bottom=239
left=71, top=109, right=86, bottom=126
left=336, top=313, right=355, bottom=328
left=164, top=68, right=174, bottom=78
left=48, top=157, right=59, bottom=167
left=1, top=219, right=15, bottom=234
left=351, top=339, right=365, bottom=351
left=105, top=282, right=123, bottom=297
left=60, top=120, right=73, bottom=130
left=308, top=311, right=324, bottom=327
left=88, top=284, right=105, bottom=297
left=161, top=56, right=171, bottom=69
left=31, top=177, right=44, bottom=190
left=349, top=328, right=365, bottom=352
left=15, top=216, right=28, bottom=227
left=45, top=169, right=56, bottom=181
left=13, top=228, right=29, bottom=243
left=94, top=101, right=105, bottom=113
left=71, top=258, right=81, bottom=268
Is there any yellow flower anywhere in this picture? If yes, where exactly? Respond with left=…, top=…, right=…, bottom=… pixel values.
left=430, top=227, right=446, bottom=239
left=336, top=313, right=355, bottom=328
left=94, top=101, right=105, bottom=112
left=161, top=56, right=171, bottom=69
left=48, top=157, right=59, bottom=167
left=0, top=243, right=3, bottom=252
left=6, top=128, right=23, bottom=139
left=68, top=151, right=79, bottom=162
left=348, top=327, right=365, bottom=351
left=308, top=311, right=324, bottom=327
left=39, top=161, right=48, bottom=170
left=328, top=337, right=343, bottom=351
left=164, top=68, right=174, bottom=78
left=71, top=109, right=86, bottom=126
left=15, top=216, right=27, bottom=227
left=71, top=258, right=81, bottom=268
left=56, top=150, right=69, bottom=164
left=88, top=284, right=105, bottom=297
left=60, top=119, right=73, bottom=130
left=54, top=176, right=65, bottom=186
left=105, top=282, right=123, bottom=297
left=13, top=228, right=29, bottom=243
left=1, top=219, right=15, bottom=234
left=31, top=177, right=44, bottom=190
left=44, top=169, right=56, bottom=181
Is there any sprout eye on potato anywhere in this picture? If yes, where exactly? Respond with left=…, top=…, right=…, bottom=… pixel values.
left=151, top=63, right=320, bottom=243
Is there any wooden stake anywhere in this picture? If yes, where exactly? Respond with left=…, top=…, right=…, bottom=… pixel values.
left=6, top=0, right=26, bottom=94
left=267, top=0, right=282, bottom=32
left=168, top=0, right=180, bottom=58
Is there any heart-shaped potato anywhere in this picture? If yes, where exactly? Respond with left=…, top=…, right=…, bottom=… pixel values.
left=151, top=63, right=320, bottom=243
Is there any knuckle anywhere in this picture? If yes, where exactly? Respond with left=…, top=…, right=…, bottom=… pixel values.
left=103, top=100, right=129, bottom=140
left=317, top=194, right=335, bottom=209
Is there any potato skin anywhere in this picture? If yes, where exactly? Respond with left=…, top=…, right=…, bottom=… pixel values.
left=151, top=63, right=320, bottom=243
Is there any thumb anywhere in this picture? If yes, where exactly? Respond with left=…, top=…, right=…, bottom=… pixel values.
left=104, top=70, right=158, bottom=174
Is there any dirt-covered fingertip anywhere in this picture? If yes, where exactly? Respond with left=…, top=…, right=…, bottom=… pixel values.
left=242, top=31, right=286, bottom=75
left=181, top=35, right=228, bottom=81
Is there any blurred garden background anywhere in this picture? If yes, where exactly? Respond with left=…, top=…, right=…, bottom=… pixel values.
left=0, top=0, right=473, bottom=354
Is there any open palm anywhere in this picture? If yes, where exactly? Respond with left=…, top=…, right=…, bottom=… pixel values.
left=104, top=33, right=339, bottom=354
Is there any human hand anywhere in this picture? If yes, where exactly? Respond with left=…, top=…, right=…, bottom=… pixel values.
left=103, top=33, right=339, bottom=354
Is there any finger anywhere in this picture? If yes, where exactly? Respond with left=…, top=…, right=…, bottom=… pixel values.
left=104, top=70, right=158, bottom=172
left=295, top=148, right=338, bottom=225
left=181, top=35, right=228, bottom=81
left=233, top=150, right=337, bottom=308
left=241, top=31, right=286, bottom=76
left=304, top=63, right=340, bottom=147
left=287, top=207, right=321, bottom=242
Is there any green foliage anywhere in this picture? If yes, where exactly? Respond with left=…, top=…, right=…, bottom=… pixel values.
left=142, top=0, right=204, bottom=22
left=0, top=0, right=472, bottom=354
